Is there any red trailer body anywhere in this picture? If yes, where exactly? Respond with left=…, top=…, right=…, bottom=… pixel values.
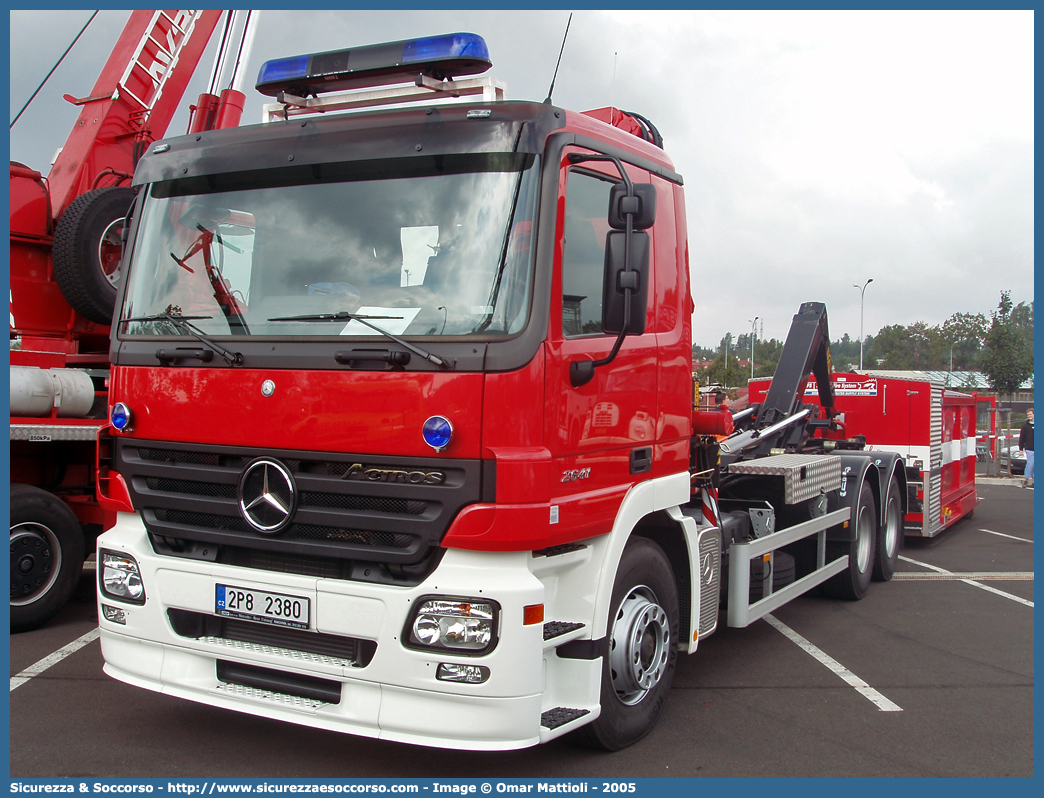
left=749, top=372, right=978, bottom=536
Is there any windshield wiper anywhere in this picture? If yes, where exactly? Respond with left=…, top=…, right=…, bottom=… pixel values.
left=120, top=313, right=244, bottom=366
left=268, top=311, right=454, bottom=370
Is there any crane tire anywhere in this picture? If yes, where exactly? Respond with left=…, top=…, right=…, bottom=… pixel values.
left=872, top=478, right=904, bottom=582
left=573, top=537, right=679, bottom=751
left=10, top=484, right=86, bottom=633
left=822, top=479, right=877, bottom=601
left=52, top=186, right=135, bottom=325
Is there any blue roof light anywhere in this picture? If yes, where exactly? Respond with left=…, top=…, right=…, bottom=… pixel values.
left=255, top=55, right=309, bottom=90
left=402, top=33, right=490, bottom=65
left=422, top=416, right=453, bottom=453
left=256, top=33, right=492, bottom=97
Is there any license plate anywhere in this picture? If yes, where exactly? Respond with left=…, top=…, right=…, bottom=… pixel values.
left=215, top=584, right=310, bottom=629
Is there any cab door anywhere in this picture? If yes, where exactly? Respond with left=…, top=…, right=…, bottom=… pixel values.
left=543, top=147, right=658, bottom=541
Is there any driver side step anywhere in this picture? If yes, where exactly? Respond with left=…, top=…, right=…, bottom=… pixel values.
left=541, top=706, right=590, bottom=730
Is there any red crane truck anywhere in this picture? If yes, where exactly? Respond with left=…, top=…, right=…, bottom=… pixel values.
left=94, top=33, right=907, bottom=750
left=9, top=9, right=256, bottom=631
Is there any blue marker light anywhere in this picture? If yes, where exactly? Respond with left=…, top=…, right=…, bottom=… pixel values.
left=422, top=416, right=453, bottom=452
left=111, top=402, right=132, bottom=432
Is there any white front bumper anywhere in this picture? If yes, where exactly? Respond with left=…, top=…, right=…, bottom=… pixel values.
left=97, top=512, right=553, bottom=750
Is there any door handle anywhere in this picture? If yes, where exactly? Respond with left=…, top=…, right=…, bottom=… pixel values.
left=630, top=447, right=652, bottom=475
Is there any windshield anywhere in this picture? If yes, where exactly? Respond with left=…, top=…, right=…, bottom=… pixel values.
left=120, top=154, right=538, bottom=339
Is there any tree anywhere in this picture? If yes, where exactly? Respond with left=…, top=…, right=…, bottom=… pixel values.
left=831, top=333, right=861, bottom=372
left=1010, top=299, right=1034, bottom=365
left=979, top=292, right=1033, bottom=395
left=865, top=322, right=941, bottom=369
left=941, top=311, right=987, bottom=371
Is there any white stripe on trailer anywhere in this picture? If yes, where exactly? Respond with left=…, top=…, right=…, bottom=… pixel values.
left=899, top=556, right=1034, bottom=608
left=10, top=627, right=100, bottom=692
left=764, top=614, right=903, bottom=712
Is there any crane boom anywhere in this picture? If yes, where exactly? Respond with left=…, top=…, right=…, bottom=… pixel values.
left=46, top=10, right=224, bottom=220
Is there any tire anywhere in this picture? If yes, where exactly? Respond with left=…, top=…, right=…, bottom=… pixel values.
left=749, top=550, right=796, bottom=601
left=822, top=479, right=877, bottom=601
left=52, top=186, right=135, bottom=325
left=574, top=537, right=679, bottom=751
left=10, top=484, right=86, bottom=633
left=872, top=478, right=903, bottom=582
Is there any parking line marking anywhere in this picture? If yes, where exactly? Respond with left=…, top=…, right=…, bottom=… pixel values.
left=10, top=627, right=100, bottom=692
left=979, top=528, right=1033, bottom=544
left=899, top=556, right=1034, bottom=608
left=764, top=614, right=903, bottom=712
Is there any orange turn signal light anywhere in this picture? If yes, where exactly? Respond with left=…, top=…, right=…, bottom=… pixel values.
left=523, top=604, right=544, bottom=625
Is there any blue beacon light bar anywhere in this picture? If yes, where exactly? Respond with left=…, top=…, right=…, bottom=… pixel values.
left=256, top=33, right=491, bottom=97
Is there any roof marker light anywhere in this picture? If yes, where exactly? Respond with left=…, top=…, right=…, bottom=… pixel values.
left=255, top=33, right=491, bottom=98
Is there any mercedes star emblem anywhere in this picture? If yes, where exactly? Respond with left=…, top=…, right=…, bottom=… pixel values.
left=238, top=458, right=296, bottom=533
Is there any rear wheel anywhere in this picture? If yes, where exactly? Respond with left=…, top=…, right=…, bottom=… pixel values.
left=823, top=479, right=876, bottom=601
left=10, top=484, right=86, bottom=632
left=872, top=478, right=903, bottom=582
left=748, top=550, right=796, bottom=601
left=574, top=537, right=679, bottom=751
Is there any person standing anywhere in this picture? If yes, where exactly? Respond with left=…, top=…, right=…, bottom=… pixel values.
left=1019, top=407, right=1034, bottom=488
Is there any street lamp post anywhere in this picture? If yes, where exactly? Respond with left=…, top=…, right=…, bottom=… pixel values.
left=854, top=278, right=873, bottom=371
left=723, top=334, right=729, bottom=388
left=749, top=317, right=759, bottom=379
left=949, top=341, right=957, bottom=385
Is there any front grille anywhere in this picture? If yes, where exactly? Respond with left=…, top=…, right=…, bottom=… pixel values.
left=150, top=510, right=414, bottom=548
left=301, top=492, right=426, bottom=515
left=154, top=508, right=252, bottom=533
left=146, top=478, right=236, bottom=499
left=286, top=524, right=412, bottom=547
left=140, top=448, right=226, bottom=467
left=117, top=439, right=488, bottom=570
left=168, top=608, right=376, bottom=667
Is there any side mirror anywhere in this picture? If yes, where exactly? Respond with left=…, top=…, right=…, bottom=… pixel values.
left=608, top=183, right=656, bottom=230
left=602, top=230, right=649, bottom=335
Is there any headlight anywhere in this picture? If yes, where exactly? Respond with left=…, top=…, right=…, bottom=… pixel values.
left=99, top=550, right=146, bottom=605
left=404, top=597, right=499, bottom=656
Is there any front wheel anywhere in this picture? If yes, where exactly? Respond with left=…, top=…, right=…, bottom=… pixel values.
left=872, top=477, right=903, bottom=582
left=822, top=479, right=877, bottom=601
left=10, top=484, right=86, bottom=632
left=574, top=537, right=679, bottom=751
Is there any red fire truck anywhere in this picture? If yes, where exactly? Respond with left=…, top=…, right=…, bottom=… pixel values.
left=9, top=10, right=257, bottom=631
left=750, top=372, right=979, bottom=536
left=93, top=33, right=908, bottom=750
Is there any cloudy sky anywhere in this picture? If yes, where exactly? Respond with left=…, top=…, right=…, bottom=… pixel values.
left=9, top=10, right=1034, bottom=347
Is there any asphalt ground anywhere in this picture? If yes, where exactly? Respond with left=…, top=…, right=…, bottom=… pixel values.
left=9, top=484, right=1034, bottom=778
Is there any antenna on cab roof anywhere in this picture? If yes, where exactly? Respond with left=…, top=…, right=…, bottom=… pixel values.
left=543, top=13, right=573, bottom=105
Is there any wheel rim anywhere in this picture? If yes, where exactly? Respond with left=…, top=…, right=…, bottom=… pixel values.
left=856, top=499, right=873, bottom=572
left=884, top=495, right=900, bottom=558
left=609, top=586, right=670, bottom=706
left=11, top=522, right=62, bottom=606
left=97, top=217, right=125, bottom=288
